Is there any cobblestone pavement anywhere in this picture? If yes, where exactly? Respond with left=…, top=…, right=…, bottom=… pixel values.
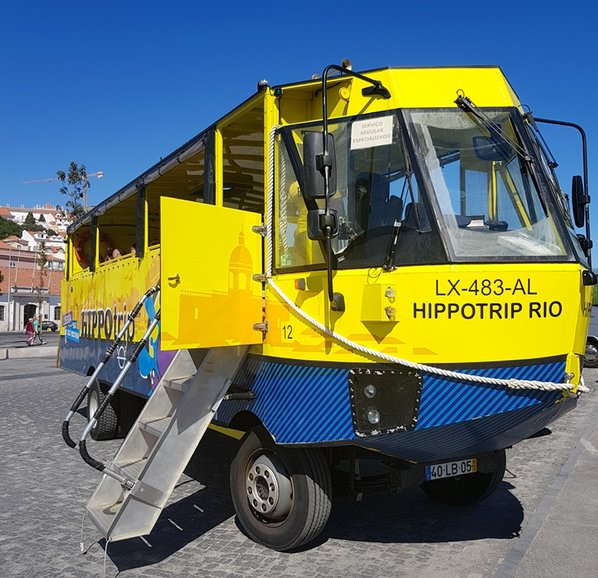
left=1, top=356, right=597, bottom=578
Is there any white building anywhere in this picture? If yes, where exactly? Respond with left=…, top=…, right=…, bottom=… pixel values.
left=0, top=203, right=70, bottom=233
left=20, top=230, right=66, bottom=262
left=0, top=205, right=70, bottom=331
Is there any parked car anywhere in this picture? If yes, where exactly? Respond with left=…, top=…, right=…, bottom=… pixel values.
left=585, top=307, right=598, bottom=368
left=42, top=320, right=58, bottom=332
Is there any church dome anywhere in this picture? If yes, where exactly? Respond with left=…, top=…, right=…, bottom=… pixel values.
left=229, top=232, right=253, bottom=273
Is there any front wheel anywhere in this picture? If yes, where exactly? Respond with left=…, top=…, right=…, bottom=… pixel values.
left=420, top=449, right=506, bottom=506
left=230, top=426, right=332, bottom=551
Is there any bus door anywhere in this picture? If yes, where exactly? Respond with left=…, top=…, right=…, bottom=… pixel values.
left=160, top=197, right=263, bottom=350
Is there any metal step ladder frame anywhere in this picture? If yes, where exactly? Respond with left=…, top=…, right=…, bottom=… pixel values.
left=78, top=309, right=163, bottom=487
left=84, top=345, right=249, bottom=542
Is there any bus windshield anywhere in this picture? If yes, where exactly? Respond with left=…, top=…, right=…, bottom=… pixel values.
left=405, top=108, right=571, bottom=261
left=277, top=109, right=575, bottom=271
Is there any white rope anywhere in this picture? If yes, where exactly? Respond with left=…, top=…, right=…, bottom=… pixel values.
left=267, top=278, right=587, bottom=393
left=264, top=126, right=587, bottom=395
left=266, top=125, right=278, bottom=277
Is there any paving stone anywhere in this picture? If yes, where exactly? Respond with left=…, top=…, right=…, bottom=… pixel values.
left=1, top=356, right=597, bottom=577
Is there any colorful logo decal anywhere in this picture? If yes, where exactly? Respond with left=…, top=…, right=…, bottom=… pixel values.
left=62, top=311, right=73, bottom=327
left=65, top=321, right=80, bottom=343
left=138, top=298, right=176, bottom=391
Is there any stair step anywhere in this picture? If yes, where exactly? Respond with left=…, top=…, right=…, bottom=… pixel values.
left=114, top=458, right=147, bottom=480
left=139, top=417, right=171, bottom=438
left=87, top=501, right=122, bottom=533
left=164, top=376, right=193, bottom=392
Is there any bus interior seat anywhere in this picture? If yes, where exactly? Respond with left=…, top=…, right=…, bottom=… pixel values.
left=356, top=173, right=403, bottom=229
left=403, top=202, right=430, bottom=231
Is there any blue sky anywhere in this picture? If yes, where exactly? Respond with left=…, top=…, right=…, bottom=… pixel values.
left=1, top=1, right=597, bottom=240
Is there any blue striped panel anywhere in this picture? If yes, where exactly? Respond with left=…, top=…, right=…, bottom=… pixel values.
left=227, top=357, right=355, bottom=444
left=356, top=395, right=575, bottom=462
left=415, top=361, right=564, bottom=430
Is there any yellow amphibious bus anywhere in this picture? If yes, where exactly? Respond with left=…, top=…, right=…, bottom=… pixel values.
left=61, top=62, right=594, bottom=551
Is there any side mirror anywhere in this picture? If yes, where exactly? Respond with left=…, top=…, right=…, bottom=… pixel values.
left=307, top=209, right=338, bottom=240
left=572, top=175, right=587, bottom=228
left=303, top=132, right=336, bottom=199
left=577, top=234, right=593, bottom=257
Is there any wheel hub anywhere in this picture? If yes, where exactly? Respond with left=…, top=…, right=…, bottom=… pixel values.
left=88, top=392, right=98, bottom=421
left=246, top=453, right=292, bottom=520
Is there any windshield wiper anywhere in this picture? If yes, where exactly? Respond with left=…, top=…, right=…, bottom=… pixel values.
left=383, top=218, right=403, bottom=271
left=455, top=93, right=532, bottom=164
left=383, top=166, right=414, bottom=271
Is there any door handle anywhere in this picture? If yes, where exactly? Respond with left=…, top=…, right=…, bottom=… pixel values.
left=167, top=273, right=180, bottom=285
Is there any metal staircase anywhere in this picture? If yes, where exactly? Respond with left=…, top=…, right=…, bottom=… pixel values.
left=85, top=345, right=248, bottom=542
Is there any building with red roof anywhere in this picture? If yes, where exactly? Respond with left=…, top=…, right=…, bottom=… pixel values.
left=0, top=205, right=69, bottom=331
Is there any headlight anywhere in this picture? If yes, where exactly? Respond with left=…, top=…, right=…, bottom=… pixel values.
left=367, top=408, right=381, bottom=425
left=364, top=384, right=376, bottom=398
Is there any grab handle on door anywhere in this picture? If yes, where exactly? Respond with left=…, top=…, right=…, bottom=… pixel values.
left=167, top=273, right=180, bottom=286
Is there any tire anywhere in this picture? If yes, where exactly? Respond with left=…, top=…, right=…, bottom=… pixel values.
left=230, top=426, right=332, bottom=551
left=420, top=449, right=506, bottom=506
left=117, top=391, right=144, bottom=437
left=585, top=337, right=598, bottom=368
left=87, top=381, right=119, bottom=441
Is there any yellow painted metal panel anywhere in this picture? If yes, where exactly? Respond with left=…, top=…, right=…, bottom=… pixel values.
left=263, top=264, right=591, bottom=372
left=60, top=249, right=161, bottom=341
left=276, top=67, right=520, bottom=126
left=160, top=198, right=263, bottom=350
left=361, top=283, right=397, bottom=322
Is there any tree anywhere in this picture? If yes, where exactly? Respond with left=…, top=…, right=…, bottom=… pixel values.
left=57, top=162, right=89, bottom=219
left=24, top=212, right=36, bottom=228
left=0, top=216, right=22, bottom=239
left=35, top=241, right=49, bottom=320
left=23, top=212, right=44, bottom=232
left=37, top=241, right=48, bottom=276
left=0, top=270, right=4, bottom=295
left=38, top=213, right=46, bottom=223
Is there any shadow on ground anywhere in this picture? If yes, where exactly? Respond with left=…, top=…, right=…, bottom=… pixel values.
left=99, top=429, right=524, bottom=573
left=98, top=429, right=238, bottom=572
left=325, top=481, right=522, bottom=546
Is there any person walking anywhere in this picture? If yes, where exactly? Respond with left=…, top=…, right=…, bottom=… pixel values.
left=33, top=316, right=45, bottom=345
left=25, top=318, right=35, bottom=346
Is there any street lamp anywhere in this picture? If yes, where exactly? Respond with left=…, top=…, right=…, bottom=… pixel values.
left=83, top=170, right=104, bottom=210
left=7, top=247, right=12, bottom=331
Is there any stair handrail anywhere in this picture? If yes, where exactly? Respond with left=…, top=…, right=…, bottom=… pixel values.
left=61, top=284, right=160, bottom=449
left=79, top=308, right=162, bottom=487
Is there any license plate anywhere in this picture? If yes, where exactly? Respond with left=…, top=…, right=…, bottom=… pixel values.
left=425, top=458, right=477, bottom=481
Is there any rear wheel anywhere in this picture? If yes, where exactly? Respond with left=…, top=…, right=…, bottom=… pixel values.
left=420, top=449, right=506, bottom=505
left=87, top=381, right=119, bottom=441
left=117, top=390, right=144, bottom=437
left=230, top=426, right=332, bottom=551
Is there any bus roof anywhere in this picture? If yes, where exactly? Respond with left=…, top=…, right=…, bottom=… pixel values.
left=69, top=64, right=513, bottom=233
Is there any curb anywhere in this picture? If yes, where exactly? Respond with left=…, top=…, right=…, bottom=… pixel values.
left=1, top=346, right=58, bottom=360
